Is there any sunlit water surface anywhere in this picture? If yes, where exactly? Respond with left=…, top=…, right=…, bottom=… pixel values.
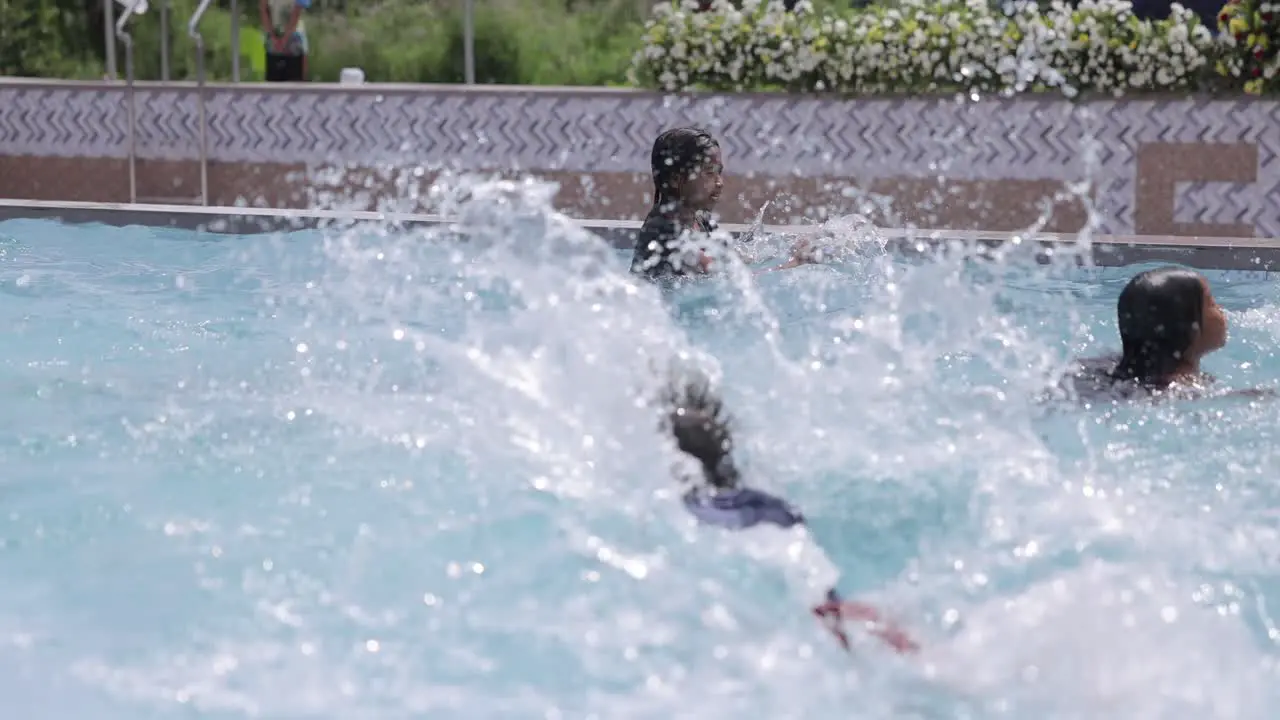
left=2, top=184, right=1280, bottom=719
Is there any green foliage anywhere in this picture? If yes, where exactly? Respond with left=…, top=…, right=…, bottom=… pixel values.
left=632, top=0, right=1230, bottom=97
left=122, top=0, right=256, bottom=80
left=308, top=0, right=645, bottom=85
left=0, top=0, right=647, bottom=84
left=12, top=0, right=1269, bottom=98
left=0, top=0, right=102, bottom=77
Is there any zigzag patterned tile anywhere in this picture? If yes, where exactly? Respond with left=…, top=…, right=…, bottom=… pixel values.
left=1257, top=125, right=1280, bottom=237
left=1079, top=101, right=1136, bottom=235
left=0, top=87, right=129, bottom=158
left=1156, top=100, right=1280, bottom=237
left=1176, top=181, right=1256, bottom=228
left=5, top=82, right=1280, bottom=236
left=133, top=89, right=201, bottom=160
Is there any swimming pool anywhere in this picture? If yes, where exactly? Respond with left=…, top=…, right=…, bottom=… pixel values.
left=3, top=186, right=1280, bottom=719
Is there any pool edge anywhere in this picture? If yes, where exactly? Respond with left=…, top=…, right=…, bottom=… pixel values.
left=1, top=199, right=1277, bottom=272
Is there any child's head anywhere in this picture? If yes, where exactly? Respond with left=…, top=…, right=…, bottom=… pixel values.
left=1112, top=266, right=1227, bottom=385
left=650, top=127, right=723, bottom=212
left=663, top=377, right=739, bottom=490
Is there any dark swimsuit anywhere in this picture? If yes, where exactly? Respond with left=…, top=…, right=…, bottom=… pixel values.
left=630, top=208, right=719, bottom=280
left=682, top=483, right=865, bottom=649
left=682, top=486, right=805, bottom=530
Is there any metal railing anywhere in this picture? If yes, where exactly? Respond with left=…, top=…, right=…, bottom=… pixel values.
left=464, top=0, right=475, bottom=85
left=114, top=0, right=143, bottom=203
left=230, top=0, right=241, bottom=82
left=104, top=0, right=479, bottom=206
left=110, top=0, right=478, bottom=85
left=105, top=0, right=117, bottom=80
left=160, top=0, right=171, bottom=81
left=189, top=0, right=216, bottom=206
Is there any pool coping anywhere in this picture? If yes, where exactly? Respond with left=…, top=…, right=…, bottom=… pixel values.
left=1, top=198, right=1277, bottom=271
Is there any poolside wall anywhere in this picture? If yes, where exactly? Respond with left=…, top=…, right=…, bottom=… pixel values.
left=0, top=79, right=1275, bottom=236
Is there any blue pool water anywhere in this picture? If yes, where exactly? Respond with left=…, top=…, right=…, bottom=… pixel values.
left=3, top=187, right=1280, bottom=718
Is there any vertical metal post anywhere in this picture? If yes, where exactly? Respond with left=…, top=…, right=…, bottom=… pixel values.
left=230, top=0, right=241, bottom=82
left=189, top=0, right=214, bottom=206
left=105, top=0, right=118, bottom=80
left=115, top=3, right=141, bottom=202
left=160, top=0, right=171, bottom=81
left=463, top=0, right=475, bottom=84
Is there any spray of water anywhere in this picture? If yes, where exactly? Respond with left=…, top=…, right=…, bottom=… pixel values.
left=0, top=178, right=1278, bottom=719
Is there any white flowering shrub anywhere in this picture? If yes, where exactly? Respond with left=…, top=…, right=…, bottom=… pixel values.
left=1217, top=0, right=1280, bottom=93
left=632, top=0, right=1219, bottom=96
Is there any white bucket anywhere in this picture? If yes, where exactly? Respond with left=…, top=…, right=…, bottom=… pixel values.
left=339, top=67, right=366, bottom=85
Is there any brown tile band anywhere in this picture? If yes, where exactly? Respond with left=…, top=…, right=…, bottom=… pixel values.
left=1136, top=142, right=1259, bottom=237
left=0, top=142, right=1266, bottom=238
left=0, top=156, right=1094, bottom=233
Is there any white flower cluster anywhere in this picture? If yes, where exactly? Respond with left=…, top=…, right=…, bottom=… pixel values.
left=631, top=0, right=1216, bottom=96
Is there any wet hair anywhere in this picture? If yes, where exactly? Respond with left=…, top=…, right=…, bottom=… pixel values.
left=1110, top=267, right=1206, bottom=386
left=651, top=127, right=719, bottom=208
left=662, top=378, right=739, bottom=489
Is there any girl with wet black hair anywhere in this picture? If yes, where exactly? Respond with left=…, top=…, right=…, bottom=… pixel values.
left=1064, top=266, right=1234, bottom=402
left=662, top=376, right=918, bottom=655
left=1109, top=266, right=1227, bottom=387
left=630, top=127, right=725, bottom=278
left=630, top=127, right=815, bottom=279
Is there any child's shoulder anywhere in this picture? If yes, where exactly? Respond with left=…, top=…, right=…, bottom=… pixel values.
left=639, top=207, right=677, bottom=234
left=683, top=485, right=805, bottom=530
left=634, top=209, right=681, bottom=254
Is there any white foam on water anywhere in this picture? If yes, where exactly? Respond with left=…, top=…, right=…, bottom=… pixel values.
left=924, top=561, right=1274, bottom=718
left=1, top=178, right=1279, bottom=718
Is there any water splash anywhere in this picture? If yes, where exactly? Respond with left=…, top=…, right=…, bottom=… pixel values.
left=0, top=179, right=1278, bottom=718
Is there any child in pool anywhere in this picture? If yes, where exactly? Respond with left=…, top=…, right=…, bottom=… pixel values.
left=661, top=377, right=918, bottom=654
left=630, top=127, right=816, bottom=280
left=1111, top=267, right=1227, bottom=388
left=1064, top=266, right=1252, bottom=402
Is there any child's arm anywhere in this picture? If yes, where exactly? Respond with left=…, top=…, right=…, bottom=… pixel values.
left=752, top=239, right=820, bottom=274
left=695, top=251, right=714, bottom=273
left=260, top=0, right=274, bottom=37
left=695, top=238, right=815, bottom=275
left=813, top=590, right=919, bottom=654
left=684, top=486, right=916, bottom=654
left=282, top=0, right=310, bottom=39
